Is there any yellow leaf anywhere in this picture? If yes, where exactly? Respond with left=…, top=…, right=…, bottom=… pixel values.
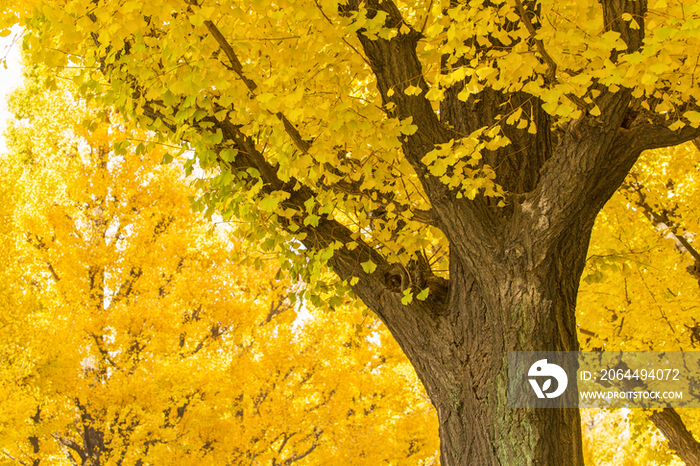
left=506, top=107, right=522, bottom=125
left=683, top=111, right=700, bottom=128
left=404, top=85, right=423, bottom=96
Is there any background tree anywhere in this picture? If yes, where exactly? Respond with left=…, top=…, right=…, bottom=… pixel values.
left=0, top=69, right=439, bottom=466
left=577, top=140, right=700, bottom=465
left=4, top=0, right=700, bottom=463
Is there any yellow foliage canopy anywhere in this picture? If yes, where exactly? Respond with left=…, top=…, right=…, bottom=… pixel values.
left=0, top=72, right=439, bottom=465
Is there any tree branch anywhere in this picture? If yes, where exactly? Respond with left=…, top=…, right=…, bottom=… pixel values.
left=208, top=117, right=450, bottom=326
left=622, top=178, right=700, bottom=264
left=514, top=0, right=557, bottom=84
left=203, top=20, right=311, bottom=155
left=518, top=0, right=651, bottom=253
left=52, top=435, right=87, bottom=464
left=339, top=0, right=504, bottom=275
left=600, top=362, right=700, bottom=465
left=203, top=18, right=435, bottom=226
left=1, top=450, right=30, bottom=466
left=650, top=408, right=700, bottom=466
left=601, top=0, right=647, bottom=54
left=626, top=110, right=700, bottom=153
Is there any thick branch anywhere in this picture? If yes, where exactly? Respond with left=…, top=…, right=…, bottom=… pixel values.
left=204, top=20, right=311, bottom=155
left=601, top=0, right=647, bottom=54
left=518, top=97, right=638, bottom=261
left=518, top=0, right=651, bottom=254
left=211, top=118, right=450, bottom=327
left=622, top=179, right=700, bottom=263
left=340, top=0, right=504, bottom=274
left=52, top=435, right=87, bottom=464
left=626, top=110, right=700, bottom=153
left=525, top=105, right=700, bottom=246
left=603, top=363, right=700, bottom=465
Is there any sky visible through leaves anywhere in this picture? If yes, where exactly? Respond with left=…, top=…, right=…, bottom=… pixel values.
left=0, top=28, right=22, bottom=153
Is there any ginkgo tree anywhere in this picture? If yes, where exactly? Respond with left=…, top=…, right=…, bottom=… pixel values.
left=4, top=0, right=700, bottom=463
left=577, top=141, right=700, bottom=466
left=0, top=68, right=439, bottom=466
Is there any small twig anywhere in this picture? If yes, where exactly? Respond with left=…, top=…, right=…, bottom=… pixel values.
left=420, top=0, right=435, bottom=35
left=313, top=0, right=373, bottom=69
left=514, top=0, right=557, bottom=84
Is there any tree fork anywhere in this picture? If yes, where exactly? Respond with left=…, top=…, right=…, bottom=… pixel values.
left=369, top=224, right=590, bottom=465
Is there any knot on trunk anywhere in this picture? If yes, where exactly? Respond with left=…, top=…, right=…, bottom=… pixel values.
left=383, top=257, right=431, bottom=293
left=381, top=258, right=449, bottom=310
left=383, top=264, right=408, bottom=293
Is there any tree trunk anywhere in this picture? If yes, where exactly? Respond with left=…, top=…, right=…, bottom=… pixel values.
left=329, top=5, right=644, bottom=462
left=361, top=225, right=588, bottom=465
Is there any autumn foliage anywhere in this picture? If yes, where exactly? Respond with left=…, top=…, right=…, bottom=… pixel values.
left=3, top=0, right=700, bottom=463
left=0, top=71, right=439, bottom=465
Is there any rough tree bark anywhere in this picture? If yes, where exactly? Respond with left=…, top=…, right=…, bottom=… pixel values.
left=84, top=0, right=700, bottom=463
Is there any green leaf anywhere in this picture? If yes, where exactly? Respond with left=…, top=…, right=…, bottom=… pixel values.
left=211, top=129, right=223, bottom=144
left=328, top=296, right=343, bottom=308
left=220, top=148, right=237, bottom=162
left=320, top=246, right=334, bottom=261
left=361, top=259, right=377, bottom=274
left=259, top=195, right=280, bottom=212
left=303, top=214, right=320, bottom=227
left=416, top=288, right=430, bottom=301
